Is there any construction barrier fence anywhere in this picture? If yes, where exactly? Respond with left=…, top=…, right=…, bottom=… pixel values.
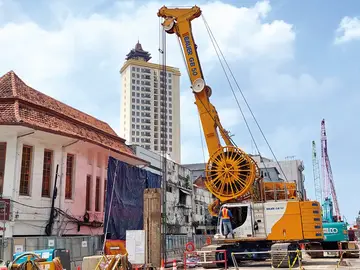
left=166, top=235, right=213, bottom=260
left=184, top=249, right=227, bottom=270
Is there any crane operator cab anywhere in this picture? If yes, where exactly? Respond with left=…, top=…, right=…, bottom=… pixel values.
left=216, top=203, right=263, bottom=239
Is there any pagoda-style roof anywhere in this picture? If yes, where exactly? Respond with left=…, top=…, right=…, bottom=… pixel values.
left=125, top=41, right=151, bottom=62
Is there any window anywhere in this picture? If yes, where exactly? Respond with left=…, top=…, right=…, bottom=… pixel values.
left=95, top=177, right=100, bottom=212
left=65, top=154, right=74, bottom=199
left=41, top=149, right=53, bottom=197
left=0, top=143, right=6, bottom=195
left=86, top=175, right=91, bottom=211
left=179, top=190, right=187, bottom=205
left=104, top=179, right=107, bottom=209
left=19, top=145, right=32, bottom=196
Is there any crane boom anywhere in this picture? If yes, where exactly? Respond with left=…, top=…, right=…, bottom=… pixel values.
left=312, top=141, right=322, bottom=203
left=321, top=119, right=341, bottom=219
left=157, top=6, right=231, bottom=154
left=157, top=6, right=259, bottom=201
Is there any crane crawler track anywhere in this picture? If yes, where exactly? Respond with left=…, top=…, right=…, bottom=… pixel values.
left=205, top=146, right=258, bottom=201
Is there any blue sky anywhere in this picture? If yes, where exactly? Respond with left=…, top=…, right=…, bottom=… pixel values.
left=0, top=0, right=359, bottom=223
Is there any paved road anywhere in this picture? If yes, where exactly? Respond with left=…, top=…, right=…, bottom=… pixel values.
left=230, top=257, right=360, bottom=269
left=190, top=257, right=360, bottom=269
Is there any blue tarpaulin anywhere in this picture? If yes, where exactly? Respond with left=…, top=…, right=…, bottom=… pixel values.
left=103, top=156, right=161, bottom=240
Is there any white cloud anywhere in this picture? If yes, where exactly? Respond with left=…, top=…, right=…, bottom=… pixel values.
left=249, top=68, right=340, bottom=102
left=0, top=0, right=296, bottom=85
left=334, top=16, right=360, bottom=44
left=0, top=0, right=325, bottom=166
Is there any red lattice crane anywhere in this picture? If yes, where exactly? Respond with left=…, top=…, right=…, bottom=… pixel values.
left=321, top=119, right=341, bottom=220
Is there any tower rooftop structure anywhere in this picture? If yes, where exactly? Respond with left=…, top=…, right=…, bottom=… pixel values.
left=125, top=41, right=151, bottom=62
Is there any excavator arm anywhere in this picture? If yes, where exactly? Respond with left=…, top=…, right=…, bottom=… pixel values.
left=158, top=6, right=259, bottom=203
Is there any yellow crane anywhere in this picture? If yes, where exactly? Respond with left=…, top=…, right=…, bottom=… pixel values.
left=157, top=6, right=258, bottom=203
left=158, top=5, right=324, bottom=268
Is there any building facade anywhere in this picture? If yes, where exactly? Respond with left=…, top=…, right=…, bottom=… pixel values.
left=0, top=71, right=146, bottom=237
left=119, top=42, right=181, bottom=163
left=183, top=163, right=217, bottom=234
left=130, top=145, right=192, bottom=235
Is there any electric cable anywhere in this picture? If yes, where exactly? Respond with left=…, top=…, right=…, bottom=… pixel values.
left=201, top=14, right=288, bottom=182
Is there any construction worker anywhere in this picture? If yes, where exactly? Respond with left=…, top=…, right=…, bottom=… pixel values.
left=219, top=206, right=235, bottom=239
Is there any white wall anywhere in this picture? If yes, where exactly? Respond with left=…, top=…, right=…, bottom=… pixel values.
left=0, top=125, right=133, bottom=237
left=120, top=65, right=132, bottom=141
left=192, top=186, right=213, bottom=225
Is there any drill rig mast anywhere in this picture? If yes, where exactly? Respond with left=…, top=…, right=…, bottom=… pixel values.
left=157, top=6, right=259, bottom=203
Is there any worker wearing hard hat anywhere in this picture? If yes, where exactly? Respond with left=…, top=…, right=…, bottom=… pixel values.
left=219, top=206, right=235, bottom=239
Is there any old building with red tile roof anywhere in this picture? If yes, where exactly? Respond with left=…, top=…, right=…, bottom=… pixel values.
left=0, top=70, right=145, bottom=161
left=0, top=70, right=147, bottom=237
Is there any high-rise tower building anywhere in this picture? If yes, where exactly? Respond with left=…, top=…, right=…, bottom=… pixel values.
left=120, top=41, right=181, bottom=163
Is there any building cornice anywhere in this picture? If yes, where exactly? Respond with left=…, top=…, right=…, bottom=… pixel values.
left=120, top=59, right=181, bottom=76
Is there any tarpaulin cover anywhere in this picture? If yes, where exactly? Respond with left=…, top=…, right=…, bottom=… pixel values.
left=104, top=156, right=161, bottom=240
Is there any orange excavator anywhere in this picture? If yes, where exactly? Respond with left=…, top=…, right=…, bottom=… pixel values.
left=158, top=5, right=324, bottom=267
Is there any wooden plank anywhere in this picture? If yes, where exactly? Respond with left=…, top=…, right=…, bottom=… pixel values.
left=144, top=188, right=162, bottom=267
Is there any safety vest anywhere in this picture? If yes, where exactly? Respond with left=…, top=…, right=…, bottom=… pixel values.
left=222, top=208, right=230, bottom=219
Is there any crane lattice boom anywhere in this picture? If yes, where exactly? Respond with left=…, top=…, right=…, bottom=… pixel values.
left=312, top=141, right=322, bottom=203
left=321, top=119, right=341, bottom=219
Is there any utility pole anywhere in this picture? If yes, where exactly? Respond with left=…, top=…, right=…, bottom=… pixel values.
left=0, top=200, right=7, bottom=259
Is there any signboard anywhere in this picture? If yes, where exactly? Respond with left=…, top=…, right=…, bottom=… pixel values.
left=126, top=230, right=145, bottom=264
left=0, top=199, right=10, bottom=221
left=14, top=245, right=23, bottom=253
left=324, top=227, right=339, bottom=234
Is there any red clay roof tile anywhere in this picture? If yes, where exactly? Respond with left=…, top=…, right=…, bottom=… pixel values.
left=1, top=71, right=117, bottom=136
left=0, top=102, right=17, bottom=123
left=0, top=71, right=144, bottom=163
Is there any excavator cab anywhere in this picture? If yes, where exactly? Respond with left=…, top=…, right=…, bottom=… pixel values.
left=217, top=203, right=253, bottom=238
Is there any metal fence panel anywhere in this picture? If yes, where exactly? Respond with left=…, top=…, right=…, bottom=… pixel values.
left=2, top=234, right=211, bottom=267
left=165, top=235, right=214, bottom=260
left=2, top=235, right=102, bottom=269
